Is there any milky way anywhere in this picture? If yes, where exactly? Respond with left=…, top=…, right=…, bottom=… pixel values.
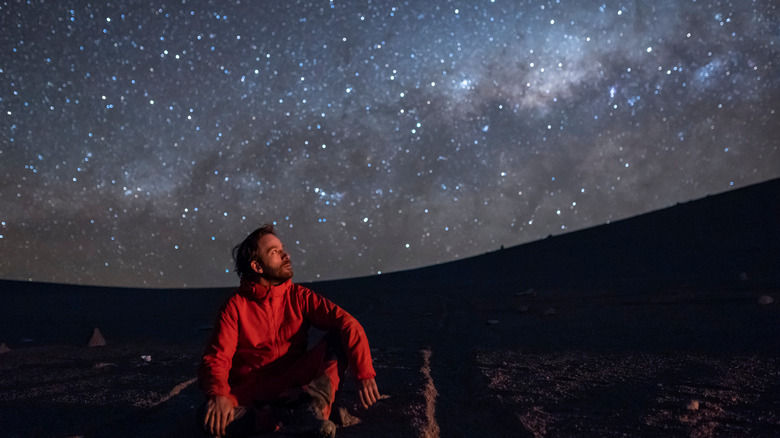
left=1, top=0, right=778, bottom=287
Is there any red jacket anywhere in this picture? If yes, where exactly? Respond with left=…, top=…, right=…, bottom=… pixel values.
left=199, top=279, right=376, bottom=405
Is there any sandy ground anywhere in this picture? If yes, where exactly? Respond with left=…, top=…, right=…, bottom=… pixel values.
left=0, top=341, right=430, bottom=437
left=1, top=281, right=778, bottom=438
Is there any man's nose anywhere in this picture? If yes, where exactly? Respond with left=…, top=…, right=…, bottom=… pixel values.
left=281, top=250, right=290, bottom=260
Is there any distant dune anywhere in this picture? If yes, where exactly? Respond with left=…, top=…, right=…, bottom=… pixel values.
left=324, top=176, right=780, bottom=292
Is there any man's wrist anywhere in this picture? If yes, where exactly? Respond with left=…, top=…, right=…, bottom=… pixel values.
left=208, top=392, right=238, bottom=406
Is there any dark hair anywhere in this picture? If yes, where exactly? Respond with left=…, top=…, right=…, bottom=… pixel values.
left=232, top=224, right=276, bottom=279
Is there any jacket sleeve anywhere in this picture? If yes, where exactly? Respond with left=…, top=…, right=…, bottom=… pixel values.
left=198, top=298, right=240, bottom=406
left=298, top=286, right=377, bottom=381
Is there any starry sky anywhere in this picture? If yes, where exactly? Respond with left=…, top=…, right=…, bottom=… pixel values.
left=1, top=0, right=778, bottom=288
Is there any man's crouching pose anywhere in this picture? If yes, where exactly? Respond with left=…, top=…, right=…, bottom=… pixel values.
left=198, top=224, right=380, bottom=437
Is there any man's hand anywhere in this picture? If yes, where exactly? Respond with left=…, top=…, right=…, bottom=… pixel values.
left=358, top=377, right=381, bottom=409
left=203, top=394, right=235, bottom=436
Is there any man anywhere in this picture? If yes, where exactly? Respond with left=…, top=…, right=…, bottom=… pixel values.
left=199, top=224, right=380, bottom=437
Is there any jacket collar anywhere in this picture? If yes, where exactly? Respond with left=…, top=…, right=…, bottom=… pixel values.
left=238, top=278, right=292, bottom=301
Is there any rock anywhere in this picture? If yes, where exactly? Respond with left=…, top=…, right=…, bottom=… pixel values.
left=543, top=308, right=557, bottom=316
left=487, top=319, right=500, bottom=325
left=758, top=295, right=774, bottom=305
left=0, top=343, right=10, bottom=354
left=686, top=399, right=700, bottom=410
left=87, top=328, right=106, bottom=347
left=517, top=305, right=529, bottom=313
left=514, top=288, right=536, bottom=297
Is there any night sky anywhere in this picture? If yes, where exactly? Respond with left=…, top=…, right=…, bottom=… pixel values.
left=1, top=0, right=778, bottom=288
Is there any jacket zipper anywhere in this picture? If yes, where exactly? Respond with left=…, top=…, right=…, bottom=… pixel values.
left=269, top=296, right=278, bottom=359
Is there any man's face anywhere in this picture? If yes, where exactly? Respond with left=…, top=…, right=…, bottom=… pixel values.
left=251, top=233, right=293, bottom=285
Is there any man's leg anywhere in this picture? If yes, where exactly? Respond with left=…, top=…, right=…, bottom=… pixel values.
left=299, top=331, right=348, bottom=420
left=271, top=332, right=347, bottom=437
left=221, top=333, right=348, bottom=436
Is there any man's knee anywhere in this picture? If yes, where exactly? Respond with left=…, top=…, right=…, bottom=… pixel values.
left=306, top=374, right=333, bottom=411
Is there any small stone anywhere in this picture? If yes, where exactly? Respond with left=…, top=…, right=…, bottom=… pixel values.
left=686, top=400, right=699, bottom=410
left=543, top=308, right=557, bottom=316
left=517, top=305, right=529, bottom=313
left=0, top=343, right=10, bottom=354
left=487, top=319, right=500, bottom=325
left=93, top=362, right=117, bottom=369
left=514, top=288, right=535, bottom=297
left=757, top=295, right=774, bottom=305
left=87, top=328, right=106, bottom=347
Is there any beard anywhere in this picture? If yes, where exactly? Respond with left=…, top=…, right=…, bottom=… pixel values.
left=262, top=261, right=294, bottom=284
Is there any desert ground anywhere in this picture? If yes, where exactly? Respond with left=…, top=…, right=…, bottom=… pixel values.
left=1, top=179, right=778, bottom=437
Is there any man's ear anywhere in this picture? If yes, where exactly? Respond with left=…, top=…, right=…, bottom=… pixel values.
left=250, top=260, right=263, bottom=274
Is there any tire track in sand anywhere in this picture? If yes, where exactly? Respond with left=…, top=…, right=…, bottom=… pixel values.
left=419, top=348, right=440, bottom=438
